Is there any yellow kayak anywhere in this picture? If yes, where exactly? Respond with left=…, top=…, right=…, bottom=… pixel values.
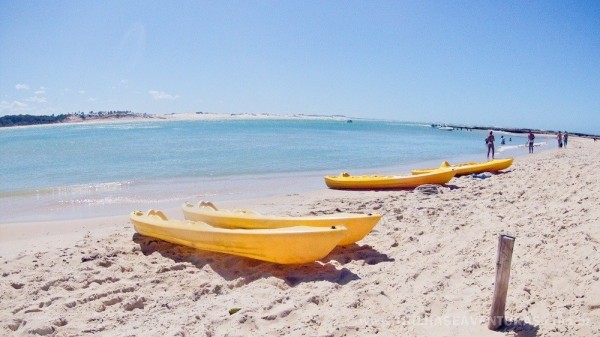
left=182, top=201, right=382, bottom=246
left=130, top=210, right=347, bottom=264
left=411, top=158, right=514, bottom=176
left=324, top=169, right=456, bottom=190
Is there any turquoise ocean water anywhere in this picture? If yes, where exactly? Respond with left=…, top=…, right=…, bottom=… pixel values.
left=0, top=119, right=551, bottom=222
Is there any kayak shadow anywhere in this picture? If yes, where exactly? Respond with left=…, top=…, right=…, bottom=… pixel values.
left=322, top=243, right=394, bottom=265
left=132, top=233, right=361, bottom=286
left=333, top=184, right=460, bottom=192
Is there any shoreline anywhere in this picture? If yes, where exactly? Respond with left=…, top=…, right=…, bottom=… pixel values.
left=1, top=137, right=598, bottom=336
left=1, top=136, right=555, bottom=224
left=2, top=115, right=559, bottom=225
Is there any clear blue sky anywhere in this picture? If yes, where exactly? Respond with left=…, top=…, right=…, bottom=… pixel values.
left=1, top=1, right=599, bottom=134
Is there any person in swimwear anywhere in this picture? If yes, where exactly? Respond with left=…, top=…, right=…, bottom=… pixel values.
left=563, top=131, right=568, bottom=148
left=486, top=131, right=495, bottom=159
left=528, top=131, right=535, bottom=153
left=557, top=131, right=563, bottom=148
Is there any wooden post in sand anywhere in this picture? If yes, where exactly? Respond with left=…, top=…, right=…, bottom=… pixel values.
left=488, top=234, right=516, bottom=330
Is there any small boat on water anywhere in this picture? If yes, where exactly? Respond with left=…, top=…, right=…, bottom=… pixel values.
left=182, top=201, right=381, bottom=246
left=324, top=169, right=456, bottom=190
left=131, top=210, right=347, bottom=264
left=411, top=158, right=514, bottom=176
left=431, top=123, right=454, bottom=131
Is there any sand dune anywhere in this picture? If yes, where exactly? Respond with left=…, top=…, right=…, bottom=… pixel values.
left=1, top=137, right=599, bottom=336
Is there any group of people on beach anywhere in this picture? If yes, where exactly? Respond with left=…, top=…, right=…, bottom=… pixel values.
left=557, top=131, right=568, bottom=148
left=527, top=130, right=568, bottom=153
left=486, top=130, right=569, bottom=159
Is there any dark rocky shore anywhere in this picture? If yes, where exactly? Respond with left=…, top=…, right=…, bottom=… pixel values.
left=444, top=124, right=598, bottom=138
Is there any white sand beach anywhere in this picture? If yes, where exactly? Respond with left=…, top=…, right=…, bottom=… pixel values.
left=161, top=112, right=349, bottom=121
left=1, top=137, right=599, bottom=336
left=59, top=111, right=350, bottom=125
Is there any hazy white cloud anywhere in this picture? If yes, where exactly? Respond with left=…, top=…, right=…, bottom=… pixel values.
left=29, top=89, right=47, bottom=103
left=0, top=100, right=29, bottom=113
left=149, top=90, right=179, bottom=100
left=78, top=90, right=86, bottom=94
left=29, top=96, right=47, bottom=103
left=113, top=79, right=129, bottom=90
left=15, top=84, right=30, bottom=90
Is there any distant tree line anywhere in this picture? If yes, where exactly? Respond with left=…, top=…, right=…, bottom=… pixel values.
left=74, top=110, right=135, bottom=118
left=0, top=111, right=143, bottom=127
left=0, top=114, right=69, bottom=127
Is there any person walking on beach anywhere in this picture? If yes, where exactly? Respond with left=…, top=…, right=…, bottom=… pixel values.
left=557, top=131, right=563, bottom=148
left=563, top=131, right=568, bottom=148
left=528, top=131, right=535, bottom=153
left=486, top=131, right=495, bottom=160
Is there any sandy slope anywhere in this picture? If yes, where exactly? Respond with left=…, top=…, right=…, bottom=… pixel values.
left=1, top=137, right=598, bottom=337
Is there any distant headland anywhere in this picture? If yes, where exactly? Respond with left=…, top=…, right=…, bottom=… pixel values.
left=0, top=111, right=151, bottom=127
left=0, top=111, right=346, bottom=128
left=1, top=112, right=597, bottom=138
